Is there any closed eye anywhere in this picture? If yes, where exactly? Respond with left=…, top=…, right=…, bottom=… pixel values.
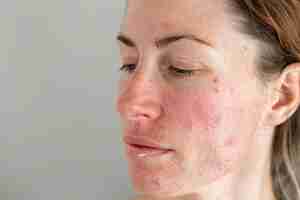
left=119, top=64, right=136, bottom=73
left=168, top=66, right=195, bottom=77
left=119, top=64, right=197, bottom=78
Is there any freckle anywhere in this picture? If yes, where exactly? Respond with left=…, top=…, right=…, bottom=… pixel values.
left=153, top=177, right=161, bottom=188
left=214, top=86, right=220, bottom=93
left=213, top=78, right=220, bottom=93
left=214, top=87, right=220, bottom=93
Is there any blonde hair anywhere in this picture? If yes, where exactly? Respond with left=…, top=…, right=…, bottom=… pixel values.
left=229, top=1, right=300, bottom=199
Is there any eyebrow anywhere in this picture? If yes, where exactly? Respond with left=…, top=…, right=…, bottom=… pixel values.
left=116, top=33, right=214, bottom=49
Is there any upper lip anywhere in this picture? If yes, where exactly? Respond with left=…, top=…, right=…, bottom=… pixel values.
left=123, top=135, right=173, bottom=150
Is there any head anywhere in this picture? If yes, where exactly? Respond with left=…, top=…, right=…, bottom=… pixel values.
left=115, top=0, right=300, bottom=199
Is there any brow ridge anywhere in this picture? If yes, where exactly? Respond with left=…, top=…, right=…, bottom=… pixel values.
left=116, top=33, right=214, bottom=49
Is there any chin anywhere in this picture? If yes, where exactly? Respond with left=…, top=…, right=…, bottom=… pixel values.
left=132, top=181, right=186, bottom=198
left=125, top=147, right=197, bottom=196
left=128, top=166, right=190, bottom=197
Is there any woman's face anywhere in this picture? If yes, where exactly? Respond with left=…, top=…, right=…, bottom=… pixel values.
left=116, top=0, right=270, bottom=196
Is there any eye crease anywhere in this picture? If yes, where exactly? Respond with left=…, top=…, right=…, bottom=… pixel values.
left=119, top=64, right=197, bottom=78
left=168, top=66, right=195, bottom=77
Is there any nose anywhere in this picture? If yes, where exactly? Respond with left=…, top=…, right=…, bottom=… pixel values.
left=115, top=69, right=163, bottom=124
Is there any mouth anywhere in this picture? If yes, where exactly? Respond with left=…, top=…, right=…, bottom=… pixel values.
left=123, top=136, right=174, bottom=158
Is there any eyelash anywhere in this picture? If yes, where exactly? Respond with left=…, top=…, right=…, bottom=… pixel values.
left=119, top=64, right=195, bottom=78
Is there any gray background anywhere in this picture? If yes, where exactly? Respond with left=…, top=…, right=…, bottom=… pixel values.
left=0, top=0, right=133, bottom=199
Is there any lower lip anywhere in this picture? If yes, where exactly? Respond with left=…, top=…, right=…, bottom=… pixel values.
left=125, top=144, right=173, bottom=158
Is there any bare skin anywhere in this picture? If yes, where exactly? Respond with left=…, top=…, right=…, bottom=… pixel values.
left=115, top=0, right=300, bottom=200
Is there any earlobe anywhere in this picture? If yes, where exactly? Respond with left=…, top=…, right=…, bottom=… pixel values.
left=265, top=62, right=300, bottom=126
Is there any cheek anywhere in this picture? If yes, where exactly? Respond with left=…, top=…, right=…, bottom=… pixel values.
left=162, top=85, right=239, bottom=180
left=162, top=86, right=222, bottom=134
left=190, top=93, right=222, bottom=132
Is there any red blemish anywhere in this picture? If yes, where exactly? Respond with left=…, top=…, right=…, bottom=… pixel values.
left=160, top=20, right=175, bottom=30
left=224, top=137, right=235, bottom=146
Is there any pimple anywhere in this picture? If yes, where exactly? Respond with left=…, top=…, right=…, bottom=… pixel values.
left=158, top=20, right=178, bottom=33
left=160, top=20, right=173, bottom=29
left=224, top=137, right=236, bottom=146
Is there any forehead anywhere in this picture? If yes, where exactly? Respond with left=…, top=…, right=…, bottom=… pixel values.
left=122, top=0, right=235, bottom=48
left=125, top=0, right=227, bottom=17
left=120, top=0, right=260, bottom=82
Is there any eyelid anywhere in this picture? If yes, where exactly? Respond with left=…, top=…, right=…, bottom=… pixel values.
left=169, top=65, right=195, bottom=73
left=168, top=53, right=207, bottom=68
left=172, top=59, right=207, bottom=70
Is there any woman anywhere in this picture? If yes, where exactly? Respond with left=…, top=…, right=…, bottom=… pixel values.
left=115, top=0, right=300, bottom=200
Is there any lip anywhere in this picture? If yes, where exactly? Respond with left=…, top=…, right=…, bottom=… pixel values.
left=123, top=135, right=174, bottom=158
left=123, top=135, right=172, bottom=150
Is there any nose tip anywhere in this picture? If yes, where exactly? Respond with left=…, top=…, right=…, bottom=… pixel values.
left=116, top=95, right=163, bottom=123
left=126, top=103, right=162, bottom=121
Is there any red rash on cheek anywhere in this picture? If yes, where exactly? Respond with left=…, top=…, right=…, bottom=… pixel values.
left=161, top=91, right=193, bottom=131
left=162, top=83, right=222, bottom=135
left=191, top=92, right=222, bottom=132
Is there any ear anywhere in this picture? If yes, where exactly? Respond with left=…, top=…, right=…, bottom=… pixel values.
left=264, top=62, right=300, bottom=126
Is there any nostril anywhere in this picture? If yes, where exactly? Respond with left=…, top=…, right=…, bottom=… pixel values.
left=128, top=113, right=150, bottom=120
left=127, top=109, right=151, bottom=120
left=118, top=97, right=163, bottom=121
